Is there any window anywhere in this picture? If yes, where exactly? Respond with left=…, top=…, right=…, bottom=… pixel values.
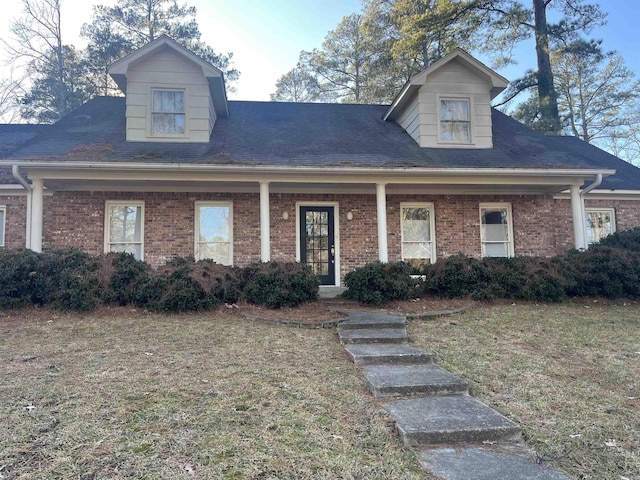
left=401, top=203, right=436, bottom=267
left=195, top=202, right=232, bottom=265
left=586, top=208, right=616, bottom=244
left=480, top=203, right=514, bottom=257
left=105, top=202, right=144, bottom=260
left=0, top=206, right=5, bottom=247
left=152, top=89, right=185, bottom=135
left=440, top=98, right=470, bottom=142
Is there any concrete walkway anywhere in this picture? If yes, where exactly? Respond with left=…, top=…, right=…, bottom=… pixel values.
left=338, top=310, right=570, bottom=480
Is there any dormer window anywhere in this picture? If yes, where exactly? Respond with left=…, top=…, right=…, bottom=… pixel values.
left=440, top=98, right=470, bottom=142
left=152, top=89, right=185, bottom=135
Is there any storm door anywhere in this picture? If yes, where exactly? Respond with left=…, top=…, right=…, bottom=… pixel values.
left=300, top=206, right=335, bottom=285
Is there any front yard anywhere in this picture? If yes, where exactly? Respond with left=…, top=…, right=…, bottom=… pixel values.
left=409, top=302, right=639, bottom=479
left=1, top=302, right=638, bottom=479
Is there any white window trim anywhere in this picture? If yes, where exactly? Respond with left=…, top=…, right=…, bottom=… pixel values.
left=194, top=201, right=233, bottom=265
left=0, top=205, right=5, bottom=247
left=400, top=202, right=436, bottom=264
left=585, top=207, right=616, bottom=244
left=479, top=202, right=514, bottom=258
left=437, top=95, right=472, bottom=145
left=150, top=87, right=187, bottom=138
left=104, top=201, right=145, bottom=260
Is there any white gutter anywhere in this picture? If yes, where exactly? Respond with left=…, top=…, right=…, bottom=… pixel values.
left=11, top=165, right=31, bottom=191
left=1, top=161, right=615, bottom=178
left=11, top=165, right=32, bottom=249
left=580, top=173, right=603, bottom=197
left=578, top=173, right=603, bottom=249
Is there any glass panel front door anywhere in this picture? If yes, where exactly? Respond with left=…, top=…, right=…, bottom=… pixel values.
left=300, top=206, right=335, bottom=285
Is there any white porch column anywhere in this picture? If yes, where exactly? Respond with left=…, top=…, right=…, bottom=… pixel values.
left=30, top=179, right=44, bottom=253
left=259, top=181, right=271, bottom=262
left=376, top=182, right=388, bottom=262
left=570, top=184, right=586, bottom=250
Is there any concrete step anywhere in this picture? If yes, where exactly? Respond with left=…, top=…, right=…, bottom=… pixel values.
left=338, top=328, right=408, bottom=345
left=417, top=446, right=569, bottom=480
left=363, top=365, right=468, bottom=397
left=344, top=344, right=433, bottom=366
left=337, top=311, right=406, bottom=331
left=384, top=395, right=521, bottom=446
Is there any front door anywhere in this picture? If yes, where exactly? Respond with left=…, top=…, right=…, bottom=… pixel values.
left=300, top=206, right=336, bottom=285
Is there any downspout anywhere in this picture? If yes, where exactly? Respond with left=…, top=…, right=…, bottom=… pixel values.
left=579, top=173, right=603, bottom=248
left=11, top=165, right=32, bottom=249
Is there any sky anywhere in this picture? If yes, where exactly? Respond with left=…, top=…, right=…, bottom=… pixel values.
left=1, top=0, right=639, bottom=103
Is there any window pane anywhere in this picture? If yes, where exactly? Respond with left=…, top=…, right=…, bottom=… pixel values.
left=481, top=209, right=509, bottom=242
left=153, top=113, right=185, bottom=135
left=0, top=209, right=5, bottom=246
left=484, top=242, right=509, bottom=257
left=199, top=206, right=230, bottom=242
left=403, top=242, right=432, bottom=259
left=441, top=99, right=470, bottom=141
left=198, top=242, right=230, bottom=264
left=152, top=90, right=162, bottom=111
left=441, top=121, right=470, bottom=141
left=111, top=242, right=142, bottom=259
left=586, top=211, right=613, bottom=244
left=197, top=205, right=231, bottom=264
left=441, top=100, right=469, bottom=121
left=402, top=207, right=431, bottom=242
left=153, top=90, right=185, bottom=113
left=109, top=206, right=141, bottom=243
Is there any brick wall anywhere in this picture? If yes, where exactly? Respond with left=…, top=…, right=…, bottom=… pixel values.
left=0, top=189, right=636, bottom=278
left=43, top=191, right=262, bottom=267
left=0, top=195, right=27, bottom=249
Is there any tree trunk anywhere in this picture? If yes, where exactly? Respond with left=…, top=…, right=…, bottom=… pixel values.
left=533, top=0, right=561, bottom=134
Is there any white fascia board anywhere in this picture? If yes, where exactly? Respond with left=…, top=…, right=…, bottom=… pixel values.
left=555, top=189, right=640, bottom=200
left=9, top=162, right=615, bottom=186
left=0, top=184, right=29, bottom=195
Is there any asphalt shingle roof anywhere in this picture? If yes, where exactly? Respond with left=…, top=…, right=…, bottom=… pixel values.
left=0, top=96, right=638, bottom=191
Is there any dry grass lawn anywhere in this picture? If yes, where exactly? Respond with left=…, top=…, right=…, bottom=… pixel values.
left=0, top=307, right=426, bottom=480
left=1, top=301, right=638, bottom=479
left=409, top=301, right=640, bottom=480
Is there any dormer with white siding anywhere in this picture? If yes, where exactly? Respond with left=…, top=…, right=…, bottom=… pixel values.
left=108, top=35, right=228, bottom=143
left=383, top=48, right=508, bottom=149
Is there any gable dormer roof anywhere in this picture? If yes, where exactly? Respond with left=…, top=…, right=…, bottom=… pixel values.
left=108, top=34, right=229, bottom=117
left=383, top=48, right=508, bottom=122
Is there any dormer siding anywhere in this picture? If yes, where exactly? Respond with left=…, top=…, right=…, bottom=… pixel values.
left=418, top=59, right=494, bottom=148
left=125, top=49, right=213, bottom=143
left=385, top=49, right=508, bottom=150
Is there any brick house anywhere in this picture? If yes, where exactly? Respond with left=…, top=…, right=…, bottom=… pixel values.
left=1, top=35, right=639, bottom=288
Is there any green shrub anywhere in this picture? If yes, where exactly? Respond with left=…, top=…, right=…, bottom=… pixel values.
left=0, top=249, right=47, bottom=308
left=424, top=254, right=490, bottom=299
left=146, top=257, right=214, bottom=312
left=342, top=261, right=422, bottom=305
left=242, top=261, right=319, bottom=308
left=43, top=248, right=102, bottom=311
left=423, top=255, right=566, bottom=302
left=100, top=252, right=155, bottom=306
left=564, top=246, right=640, bottom=299
left=596, top=227, right=640, bottom=252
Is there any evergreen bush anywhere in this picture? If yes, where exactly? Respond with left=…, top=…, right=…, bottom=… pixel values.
left=242, top=261, right=319, bottom=308
left=0, top=249, right=47, bottom=308
left=42, top=248, right=102, bottom=311
left=342, top=261, right=422, bottom=305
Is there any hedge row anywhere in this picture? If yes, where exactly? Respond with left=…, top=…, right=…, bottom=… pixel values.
left=0, top=249, right=319, bottom=312
left=343, top=228, right=640, bottom=304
